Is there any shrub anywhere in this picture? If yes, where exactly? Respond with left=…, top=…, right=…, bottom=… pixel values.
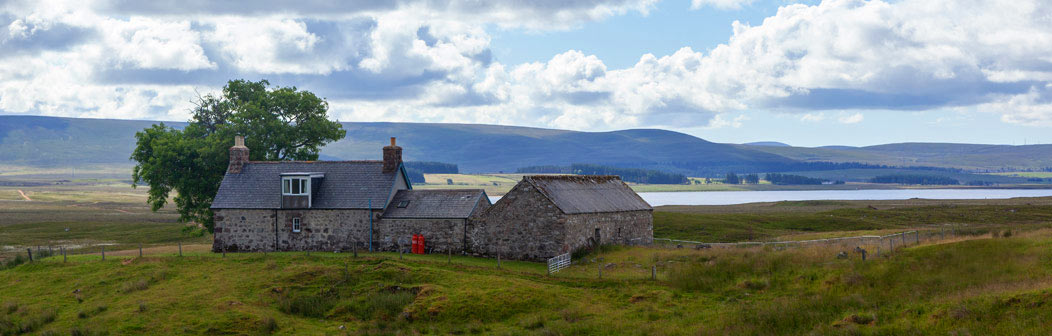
left=348, top=290, right=415, bottom=321
left=260, top=316, right=278, bottom=333
left=276, top=292, right=335, bottom=318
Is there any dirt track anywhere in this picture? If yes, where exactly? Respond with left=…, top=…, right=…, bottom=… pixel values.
left=17, top=189, right=31, bottom=201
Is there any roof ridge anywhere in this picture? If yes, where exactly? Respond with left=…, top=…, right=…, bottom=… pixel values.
left=247, top=160, right=383, bottom=164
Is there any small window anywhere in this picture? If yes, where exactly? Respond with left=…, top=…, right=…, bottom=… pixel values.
left=282, top=177, right=309, bottom=196
left=397, top=200, right=410, bottom=208
left=292, top=217, right=301, bottom=233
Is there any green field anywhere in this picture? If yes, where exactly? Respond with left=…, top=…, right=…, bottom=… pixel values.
left=655, top=197, right=1052, bottom=242
left=2, top=231, right=1051, bottom=334
left=4, top=183, right=1052, bottom=334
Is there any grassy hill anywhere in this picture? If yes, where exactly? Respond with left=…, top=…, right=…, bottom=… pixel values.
left=746, top=142, right=1052, bottom=171
left=0, top=116, right=793, bottom=175
left=4, top=183, right=1052, bottom=334
left=2, top=232, right=1051, bottom=335
left=5, top=115, right=1052, bottom=179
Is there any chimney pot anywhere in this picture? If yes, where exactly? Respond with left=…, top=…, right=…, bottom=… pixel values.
left=228, top=136, right=250, bottom=174
left=382, top=137, right=402, bottom=174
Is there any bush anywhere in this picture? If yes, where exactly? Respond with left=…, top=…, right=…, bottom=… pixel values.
left=348, top=290, right=415, bottom=321
left=260, top=316, right=278, bottom=333
left=276, top=291, right=336, bottom=318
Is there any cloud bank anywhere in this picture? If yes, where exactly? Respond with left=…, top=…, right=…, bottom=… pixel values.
left=1, top=0, right=1051, bottom=130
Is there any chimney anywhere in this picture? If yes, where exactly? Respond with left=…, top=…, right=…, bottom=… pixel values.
left=228, top=136, right=249, bottom=174
left=382, top=137, right=402, bottom=174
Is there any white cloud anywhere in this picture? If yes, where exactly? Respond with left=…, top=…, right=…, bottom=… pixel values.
left=838, top=112, right=863, bottom=124
left=691, top=0, right=756, bottom=10
left=101, top=17, right=214, bottom=71
left=1, top=0, right=1052, bottom=134
left=800, top=113, right=824, bottom=122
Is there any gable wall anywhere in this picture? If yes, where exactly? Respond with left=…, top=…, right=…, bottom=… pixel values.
left=468, top=181, right=567, bottom=261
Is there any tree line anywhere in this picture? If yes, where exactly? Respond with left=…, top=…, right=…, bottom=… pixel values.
left=517, top=164, right=689, bottom=184
left=870, top=174, right=959, bottom=185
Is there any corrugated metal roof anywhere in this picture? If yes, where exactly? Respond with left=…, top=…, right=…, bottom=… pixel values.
left=524, top=175, right=652, bottom=214
left=381, top=189, right=490, bottom=219
left=211, top=161, right=401, bottom=209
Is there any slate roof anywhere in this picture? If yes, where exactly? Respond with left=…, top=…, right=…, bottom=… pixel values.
left=211, top=161, right=405, bottom=209
left=523, top=175, right=652, bottom=214
left=382, top=189, right=490, bottom=219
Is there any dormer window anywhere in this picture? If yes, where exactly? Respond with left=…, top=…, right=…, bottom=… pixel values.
left=283, top=177, right=309, bottom=196
left=397, top=200, right=410, bottom=208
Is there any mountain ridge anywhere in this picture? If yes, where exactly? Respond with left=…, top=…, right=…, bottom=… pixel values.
left=2, top=115, right=1051, bottom=174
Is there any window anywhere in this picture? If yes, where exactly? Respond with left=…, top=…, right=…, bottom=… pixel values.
left=292, top=217, right=301, bottom=233
left=397, top=200, right=410, bottom=208
left=282, top=177, right=309, bottom=196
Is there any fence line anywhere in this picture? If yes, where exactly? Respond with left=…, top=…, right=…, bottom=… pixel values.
left=654, top=229, right=942, bottom=254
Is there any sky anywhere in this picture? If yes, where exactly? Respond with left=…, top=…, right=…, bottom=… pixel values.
left=1, top=0, right=1052, bottom=147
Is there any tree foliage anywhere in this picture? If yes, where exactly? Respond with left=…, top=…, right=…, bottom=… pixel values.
left=870, top=174, right=959, bottom=185
left=764, top=173, right=828, bottom=185
left=724, top=172, right=740, bottom=185
left=131, top=79, right=346, bottom=232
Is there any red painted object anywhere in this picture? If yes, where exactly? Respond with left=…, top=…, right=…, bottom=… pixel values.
left=411, top=235, right=419, bottom=254
left=418, top=235, right=425, bottom=254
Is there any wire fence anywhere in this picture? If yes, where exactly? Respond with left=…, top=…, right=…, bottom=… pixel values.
left=653, top=224, right=967, bottom=257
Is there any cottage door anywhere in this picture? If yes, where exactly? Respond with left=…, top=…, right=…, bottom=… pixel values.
left=594, top=228, right=601, bottom=245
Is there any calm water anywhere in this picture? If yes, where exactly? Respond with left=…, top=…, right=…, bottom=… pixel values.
left=489, top=189, right=1052, bottom=206
left=638, top=189, right=1052, bottom=206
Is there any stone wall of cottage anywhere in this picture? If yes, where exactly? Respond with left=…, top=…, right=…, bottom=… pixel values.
left=468, top=183, right=566, bottom=262
left=562, top=210, right=654, bottom=254
left=375, top=218, right=465, bottom=253
left=213, top=209, right=277, bottom=252
left=213, top=209, right=381, bottom=252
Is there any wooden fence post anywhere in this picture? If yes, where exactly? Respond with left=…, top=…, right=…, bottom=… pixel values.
left=353, top=241, right=358, bottom=258
left=178, top=242, right=182, bottom=257
left=62, top=246, right=66, bottom=263
left=652, top=265, right=657, bottom=280
left=139, top=243, right=143, bottom=257
left=101, top=246, right=105, bottom=261
left=497, top=253, right=501, bottom=269
left=597, top=258, right=603, bottom=279
left=27, top=248, right=32, bottom=262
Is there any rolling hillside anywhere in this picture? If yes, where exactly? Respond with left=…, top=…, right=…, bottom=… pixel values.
left=0, top=116, right=793, bottom=175
left=744, top=142, right=1052, bottom=171
left=3, top=115, right=1052, bottom=177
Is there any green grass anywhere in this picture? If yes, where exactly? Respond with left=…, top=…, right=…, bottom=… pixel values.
left=654, top=198, right=1052, bottom=242
left=985, top=172, right=1052, bottom=178
left=2, top=232, right=1051, bottom=335
left=0, top=185, right=209, bottom=260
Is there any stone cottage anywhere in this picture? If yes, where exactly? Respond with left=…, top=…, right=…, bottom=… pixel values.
left=467, top=175, right=654, bottom=261
left=210, top=136, right=490, bottom=253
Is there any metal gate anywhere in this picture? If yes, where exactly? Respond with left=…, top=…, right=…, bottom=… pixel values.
left=547, top=253, right=571, bottom=274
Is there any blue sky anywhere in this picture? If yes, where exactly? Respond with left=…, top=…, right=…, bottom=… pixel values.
left=1, top=0, right=1051, bottom=147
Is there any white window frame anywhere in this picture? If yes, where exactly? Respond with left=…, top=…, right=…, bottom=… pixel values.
left=292, top=217, right=301, bottom=233
left=282, top=177, right=310, bottom=196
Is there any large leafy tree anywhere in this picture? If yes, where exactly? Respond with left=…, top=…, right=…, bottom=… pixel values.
left=131, top=79, right=346, bottom=232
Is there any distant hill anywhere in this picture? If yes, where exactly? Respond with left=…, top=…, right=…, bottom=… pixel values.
left=746, top=142, right=1052, bottom=171
left=0, top=116, right=794, bottom=175
left=4, top=115, right=1052, bottom=176
left=743, top=141, right=791, bottom=147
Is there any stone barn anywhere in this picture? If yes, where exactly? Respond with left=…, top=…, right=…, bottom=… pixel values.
left=468, top=175, right=653, bottom=261
left=211, top=137, right=490, bottom=253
